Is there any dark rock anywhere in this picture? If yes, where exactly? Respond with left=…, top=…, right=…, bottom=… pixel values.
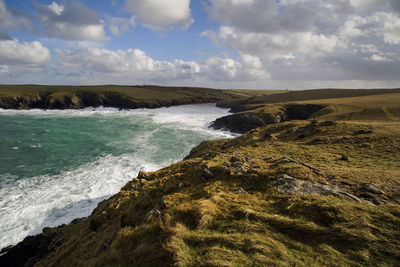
left=210, top=104, right=325, bottom=134
left=202, top=167, right=214, bottom=180
left=337, top=137, right=350, bottom=143
left=340, top=154, right=349, bottom=161
left=137, top=170, right=154, bottom=180
left=319, top=121, right=336, bottom=126
left=360, top=192, right=387, bottom=205
left=230, top=152, right=247, bottom=163
left=0, top=228, right=60, bottom=267
left=354, top=129, right=373, bottom=135
left=210, top=113, right=270, bottom=134
left=70, top=217, right=86, bottom=225
left=308, top=138, right=329, bottom=144
left=361, top=184, right=384, bottom=195
left=283, top=105, right=325, bottom=120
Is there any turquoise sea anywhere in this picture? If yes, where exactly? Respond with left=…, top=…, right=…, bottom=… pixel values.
left=0, top=104, right=232, bottom=249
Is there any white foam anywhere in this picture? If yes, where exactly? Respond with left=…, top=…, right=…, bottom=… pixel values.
left=0, top=152, right=164, bottom=248
left=0, top=104, right=235, bottom=249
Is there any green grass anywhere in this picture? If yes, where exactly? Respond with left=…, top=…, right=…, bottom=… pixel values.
left=3, top=86, right=400, bottom=266
left=0, top=84, right=246, bottom=104
left=32, top=118, right=400, bottom=266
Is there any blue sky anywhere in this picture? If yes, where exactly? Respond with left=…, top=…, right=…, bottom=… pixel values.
left=0, top=0, right=400, bottom=89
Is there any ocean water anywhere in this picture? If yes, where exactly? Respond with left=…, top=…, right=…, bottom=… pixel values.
left=0, top=104, right=233, bottom=249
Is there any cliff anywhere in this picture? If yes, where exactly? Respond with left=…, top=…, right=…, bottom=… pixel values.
left=0, top=85, right=244, bottom=110
left=1, top=118, right=400, bottom=266
left=211, top=88, right=400, bottom=133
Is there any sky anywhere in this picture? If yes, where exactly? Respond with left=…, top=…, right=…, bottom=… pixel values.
left=0, top=0, right=399, bottom=89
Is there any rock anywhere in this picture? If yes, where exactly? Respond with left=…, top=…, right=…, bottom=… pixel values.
left=222, top=161, right=230, bottom=167
left=230, top=162, right=250, bottom=176
left=271, top=174, right=363, bottom=203
left=361, top=184, right=384, bottom=195
left=0, top=228, right=60, bottom=267
left=234, top=187, right=248, bottom=194
left=144, top=208, right=162, bottom=225
left=340, top=154, right=349, bottom=161
left=337, top=137, right=350, bottom=143
left=361, top=192, right=387, bottom=205
left=308, top=138, right=329, bottom=144
left=319, top=121, right=336, bottom=126
left=272, top=156, right=320, bottom=172
left=202, top=167, right=214, bottom=180
left=137, top=170, right=154, bottom=180
left=230, top=152, right=247, bottom=163
left=261, top=132, right=273, bottom=141
left=210, top=113, right=269, bottom=134
left=161, top=196, right=169, bottom=208
left=354, top=129, right=373, bottom=135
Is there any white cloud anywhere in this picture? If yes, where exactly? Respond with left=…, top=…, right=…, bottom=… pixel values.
left=0, top=0, right=34, bottom=40
left=0, top=39, right=50, bottom=65
left=205, top=0, right=316, bottom=34
left=105, top=15, right=136, bottom=37
left=47, top=2, right=64, bottom=15
left=383, top=13, right=400, bottom=44
left=125, top=0, right=193, bottom=30
left=202, top=0, right=400, bottom=85
left=203, top=26, right=338, bottom=58
left=55, top=47, right=269, bottom=84
left=35, top=0, right=108, bottom=41
left=0, top=65, right=9, bottom=74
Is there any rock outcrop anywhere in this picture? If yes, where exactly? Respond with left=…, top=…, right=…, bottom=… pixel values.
left=210, top=104, right=325, bottom=133
left=0, top=91, right=226, bottom=110
left=271, top=174, right=364, bottom=203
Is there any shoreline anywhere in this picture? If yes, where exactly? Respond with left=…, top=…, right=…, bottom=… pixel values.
left=0, top=104, right=234, bottom=251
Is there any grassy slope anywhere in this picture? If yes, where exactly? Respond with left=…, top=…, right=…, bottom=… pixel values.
left=27, top=91, right=400, bottom=267
left=230, top=90, right=400, bottom=124
left=0, top=85, right=251, bottom=105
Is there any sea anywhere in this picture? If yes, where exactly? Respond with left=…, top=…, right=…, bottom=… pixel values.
left=0, top=104, right=233, bottom=249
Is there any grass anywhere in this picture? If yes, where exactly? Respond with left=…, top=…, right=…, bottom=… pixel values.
left=32, top=116, right=400, bottom=266
left=0, top=84, right=251, bottom=106
left=3, top=87, right=400, bottom=266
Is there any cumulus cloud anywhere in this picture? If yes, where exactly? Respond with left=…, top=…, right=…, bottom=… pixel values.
left=0, top=39, right=50, bottom=65
left=0, top=0, right=35, bottom=40
left=203, top=0, right=400, bottom=84
left=0, top=38, right=51, bottom=78
left=125, top=0, right=193, bottom=30
left=55, top=47, right=268, bottom=84
left=105, top=15, right=136, bottom=37
left=206, top=0, right=316, bottom=34
left=35, top=0, right=108, bottom=41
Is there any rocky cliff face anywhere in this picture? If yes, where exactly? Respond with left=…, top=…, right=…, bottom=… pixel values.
left=0, top=91, right=221, bottom=110
left=211, top=104, right=325, bottom=133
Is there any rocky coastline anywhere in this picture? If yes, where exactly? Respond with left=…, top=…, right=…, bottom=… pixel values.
left=0, top=91, right=222, bottom=110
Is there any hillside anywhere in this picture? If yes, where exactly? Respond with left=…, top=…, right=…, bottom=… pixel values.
left=0, top=85, right=257, bottom=110
left=212, top=88, right=400, bottom=133
left=1, top=89, right=400, bottom=266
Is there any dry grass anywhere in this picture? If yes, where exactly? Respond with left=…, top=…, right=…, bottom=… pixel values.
left=3, top=89, right=397, bottom=266
left=32, top=116, right=400, bottom=266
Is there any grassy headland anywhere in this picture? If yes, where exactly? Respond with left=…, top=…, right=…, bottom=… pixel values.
left=1, top=87, right=400, bottom=266
left=0, top=84, right=258, bottom=109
